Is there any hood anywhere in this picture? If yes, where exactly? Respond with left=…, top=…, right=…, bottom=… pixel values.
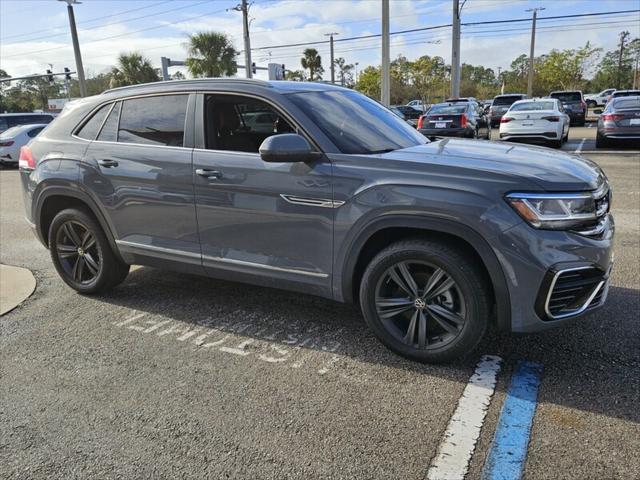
left=378, top=138, right=604, bottom=191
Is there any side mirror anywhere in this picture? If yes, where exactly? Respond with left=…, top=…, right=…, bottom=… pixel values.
left=259, top=134, right=321, bottom=163
left=593, top=109, right=603, bottom=115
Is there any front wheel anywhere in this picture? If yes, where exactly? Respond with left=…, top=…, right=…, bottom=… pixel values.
left=359, top=240, right=490, bottom=363
left=49, top=208, right=129, bottom=294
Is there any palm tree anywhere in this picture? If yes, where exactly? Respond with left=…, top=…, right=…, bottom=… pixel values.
left=301, top=48, right=324, bottom=81
left=185, top=32, right=238, bottom=78
left=109, top=52, right=159, bottom=88
left=333, top=57, right=354, bottom=86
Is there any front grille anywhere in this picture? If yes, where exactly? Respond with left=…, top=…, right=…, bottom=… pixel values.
left=543, top=267, right=607, bottom=320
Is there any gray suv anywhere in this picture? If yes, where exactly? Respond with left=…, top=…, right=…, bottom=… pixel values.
left=19, top=79, right=614, bottom=363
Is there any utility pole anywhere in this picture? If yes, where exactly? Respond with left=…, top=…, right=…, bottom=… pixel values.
left=450, top=0, right=465, bottom=98
left=634, top=54, right=639, bottom=89
left=616, top=31, right=630, bottom=89
left=355, top=62, right=359, bottom=83
left=59, top=0, right=87, bottom=97
left=234, top=0, right=253, bottom=79
left=381, top=0, right=390, bottom=106
left=325, top=32, right=340, bottom=84
left=526, top=7, right=545, bottom=97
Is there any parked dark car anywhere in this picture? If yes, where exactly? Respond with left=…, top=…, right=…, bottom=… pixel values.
left=596, top=96, right=640, bottom=148
left=19, top=79, right=614, bottom=363
left=489, top=94, right=527, bottom=127
left=549, top=90, right=587, bottom=126
left=391, top=105, right=421, bottom=127
left=0, top=113, right=55, bottom=134
left=418, top=101, right=490, bottom=139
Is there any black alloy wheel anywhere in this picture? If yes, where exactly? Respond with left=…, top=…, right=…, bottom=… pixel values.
left=55, top=220, right=101, bottom=285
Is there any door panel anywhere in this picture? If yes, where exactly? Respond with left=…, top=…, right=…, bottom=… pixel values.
left=193, top=149, right=334, bottom=288
left=192, top=93, right=333, bottom=292
left=80, top=93, right=200, bottom=267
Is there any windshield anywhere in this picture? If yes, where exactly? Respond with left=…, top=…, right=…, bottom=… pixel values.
left=510, top=101, right=555, bottom=111
left=550, top=92, right=581, bottom=102
left=287, top=90, right=427, bottom=154
left=427, top=104, right=467, bottom=115
left=493, top=96, right=522, bottom=106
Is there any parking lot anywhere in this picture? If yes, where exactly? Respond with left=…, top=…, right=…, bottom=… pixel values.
left=1, top=135, right=638, bottom=479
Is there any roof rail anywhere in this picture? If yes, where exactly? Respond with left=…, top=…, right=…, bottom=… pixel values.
left=103, top=78, right=271, bottom=95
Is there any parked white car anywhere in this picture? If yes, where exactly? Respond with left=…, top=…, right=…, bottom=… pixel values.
left=0, top=124, right=47, bottom=165
left=406, top=99, right=427, bottom=111
left=499, top=99, right=570, bottom=148
left=584, top=88, right=615, bottom=107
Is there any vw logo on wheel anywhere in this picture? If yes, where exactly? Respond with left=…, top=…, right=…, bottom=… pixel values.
left=414, top=298, right=426, bottom=309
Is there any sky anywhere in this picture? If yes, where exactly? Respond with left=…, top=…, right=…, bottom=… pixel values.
left=1, top=0, right=639, bottom=81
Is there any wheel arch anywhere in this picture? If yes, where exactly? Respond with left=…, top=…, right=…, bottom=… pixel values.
left=35, top=187, right=123, bottom=262
left=338, top=215, right=511, bottom=331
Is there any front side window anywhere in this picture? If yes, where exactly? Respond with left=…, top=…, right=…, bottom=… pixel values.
left=288, top=90, right=426, bottom=154
left=204, top=94, right=295, bottom=153
left=118, top=95, right=188, bottom=147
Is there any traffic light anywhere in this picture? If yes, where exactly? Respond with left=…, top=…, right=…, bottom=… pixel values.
left=64, top=67, right=71, bottom=80
left=251, top=62, right=256, bottom=75
left=46, top=69, right=54, bottom=83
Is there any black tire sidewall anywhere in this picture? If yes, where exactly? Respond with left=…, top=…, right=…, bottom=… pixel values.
left=48, top=208, right=122, bottom=294
left=359, top=241, right=488, bottom=363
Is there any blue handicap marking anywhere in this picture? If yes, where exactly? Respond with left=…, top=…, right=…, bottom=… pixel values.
left=481, top=360, right=544, bottom=480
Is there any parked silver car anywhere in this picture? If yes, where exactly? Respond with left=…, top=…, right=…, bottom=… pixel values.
left=0, top=124, right=47, bottom=165
left=596, top=96, right=640, bottom=148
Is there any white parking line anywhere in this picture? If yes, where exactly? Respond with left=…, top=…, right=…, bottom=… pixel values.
left=427, top=355, right=502, bottom=480
left=574, top=138, right=586, bottom=153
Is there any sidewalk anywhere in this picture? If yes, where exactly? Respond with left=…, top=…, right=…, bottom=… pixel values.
left=0, top=264, right=36, bottom=315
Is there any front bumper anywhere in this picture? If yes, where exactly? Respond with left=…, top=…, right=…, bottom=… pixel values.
left=494, top=214, right=614, bottom=333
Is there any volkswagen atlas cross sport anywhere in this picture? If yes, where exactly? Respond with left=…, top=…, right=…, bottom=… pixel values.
left=19, top=79, right=614, bottom=363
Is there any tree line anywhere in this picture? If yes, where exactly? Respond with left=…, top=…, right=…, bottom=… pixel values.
left=1, top=30, right=638, bottom=113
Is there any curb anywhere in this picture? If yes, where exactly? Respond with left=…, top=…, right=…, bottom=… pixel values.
left=0, top=264, right=36, bottom=316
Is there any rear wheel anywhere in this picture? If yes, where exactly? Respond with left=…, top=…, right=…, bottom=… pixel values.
left=548, top=139, right=562, bottom=149
left=359, top=240, right=490, bottom=363
left=49, top=208, right=129, bottom=294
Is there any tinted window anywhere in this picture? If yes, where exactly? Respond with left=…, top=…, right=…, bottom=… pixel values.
left=204, top=94, right=295, bottom=152
left=27, top=127, right=44, bottom=138
left=493, top=95, right=524, bottom=106
left=613, top=90, right=640, bottom=98
left=288, top=90, right=426, bottom=154
left=510, top=101, right=556, bottom=111
left=427, top=104, right=467, bottom=115
left=613, top=97, right=640, bottom=110
left=97, top=101, right=121, bottom=142
left=76, top=103, right=111, bottom=140
left=118, top=95, right=188, bottom=147
left=550, top=92, right=582, bottom=102
left=0, top=118, right=8, bottom=132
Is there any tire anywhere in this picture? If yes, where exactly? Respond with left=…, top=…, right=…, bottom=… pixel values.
left=548, top=139, right=562, bottom=149
left=359, top=239, right=490, bottom=363
left=595, top=133, right=610, bottom=149
left=49, top=207, right=129, bottom=294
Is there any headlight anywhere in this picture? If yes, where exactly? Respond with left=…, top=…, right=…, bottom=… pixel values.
left=505, top=190, right=608, bottom=230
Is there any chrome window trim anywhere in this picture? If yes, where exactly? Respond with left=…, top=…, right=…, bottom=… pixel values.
left=544, top=266, right=606, bottom=320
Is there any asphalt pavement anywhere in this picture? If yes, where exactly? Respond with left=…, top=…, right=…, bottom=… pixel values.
left=1, top=140, right=638, bottom=479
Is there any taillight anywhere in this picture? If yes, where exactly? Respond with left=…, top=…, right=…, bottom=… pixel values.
left=0, top=140, right=14, bottom=147
left=602, top=114, right=624, bottom=121
left=417, top=115, right=424, bottom=129
left=18, top=146, right=36, bottom=169
left=541, top=116, right=560, bottom=122
left=500, top=116, right=513, bottom=123
left=581, top=101, right=587, bottom=111
left=460, top=114, right=467, bottom=127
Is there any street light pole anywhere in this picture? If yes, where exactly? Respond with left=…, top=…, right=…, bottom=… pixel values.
left=381, top=0, right=390, bottom=106
left=325, top=32, right=340, bottom=84
left=526, top=7, right=545, bottom=97
left=450, top=0, right=463, bottom=98
left=59, top=0, right=87, bottom=97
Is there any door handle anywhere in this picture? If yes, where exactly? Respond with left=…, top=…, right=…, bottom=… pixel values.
left=195, top=168, right=222, bottom=179
left=98, top=159, right=118, bottom=168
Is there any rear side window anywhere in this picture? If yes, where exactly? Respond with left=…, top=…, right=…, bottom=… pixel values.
left=97, top=102, right=121, bottom=142
left=27, top=127, right=44, bottom=138
left=118, top=95, right=188, bottom=147
left=76, top=104, right=112, bottom=140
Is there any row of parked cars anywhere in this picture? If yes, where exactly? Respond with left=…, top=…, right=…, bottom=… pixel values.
left=0, top=113, right=55, bottom=165
left=398, top=89, right=640, bottom=149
